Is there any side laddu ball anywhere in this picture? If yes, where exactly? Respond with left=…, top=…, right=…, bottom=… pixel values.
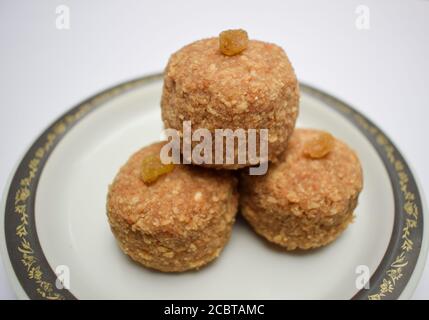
left=240, top=129, right=363, bottom=250
left=107, top=142, right=238, bottom=272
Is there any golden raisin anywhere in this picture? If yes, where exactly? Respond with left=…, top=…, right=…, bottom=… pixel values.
left=141, top=154, right=175, bottom=184
left=303, top=132, right=334, bottom=159
left=219, top=29, right=248, bottom=56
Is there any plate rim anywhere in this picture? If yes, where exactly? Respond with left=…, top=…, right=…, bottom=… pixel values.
left=0, top=73, right=427, bottom=300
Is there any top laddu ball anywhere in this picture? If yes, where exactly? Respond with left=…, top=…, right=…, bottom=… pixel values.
left=161, top=29, right=300, bottom=169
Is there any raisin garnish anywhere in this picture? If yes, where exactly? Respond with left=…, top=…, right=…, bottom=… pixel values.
left=303, top=132, right=334, bottom=159
left=141, top=154, right=175, bottom=184
left=219, top=29, right=248, bottom=56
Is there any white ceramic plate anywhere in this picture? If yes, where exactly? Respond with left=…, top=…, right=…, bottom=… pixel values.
left=1, top=74, right=427, bottom=300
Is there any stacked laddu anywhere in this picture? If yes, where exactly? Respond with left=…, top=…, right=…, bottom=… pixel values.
left=106, top=29, right=363, bottom=272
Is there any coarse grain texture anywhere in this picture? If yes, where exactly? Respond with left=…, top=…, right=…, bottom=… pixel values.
left=240, top=129, right=363, bottom=250
left=107, top=142, right=238, bottom=272
left=161, top=37, right=299, bottom=169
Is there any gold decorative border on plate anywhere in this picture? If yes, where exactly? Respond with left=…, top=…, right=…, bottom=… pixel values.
left=354, top=115, right=419, bottom=300
left=6, top=75, right=160, bottom=300
left=13, top=106, right=90, bottom=299
left=301, top=85, right=423, bottom=300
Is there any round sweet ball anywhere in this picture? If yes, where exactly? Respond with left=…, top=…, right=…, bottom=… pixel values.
left=240, top=129, right=363, bottom=250
left=107, top=142, right=238, bottom=272
left=161, top=34, right=299, bottom=169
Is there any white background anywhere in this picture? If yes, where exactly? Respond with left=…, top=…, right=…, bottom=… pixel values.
left=0, top=0, right=428, bottom=299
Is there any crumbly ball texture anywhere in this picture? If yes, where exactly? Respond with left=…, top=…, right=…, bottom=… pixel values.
left=107, top=142, right=238, bottom=272
left=161, top=38, right=299, bottom=169
left=240, top=129, right=363, bottom=250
